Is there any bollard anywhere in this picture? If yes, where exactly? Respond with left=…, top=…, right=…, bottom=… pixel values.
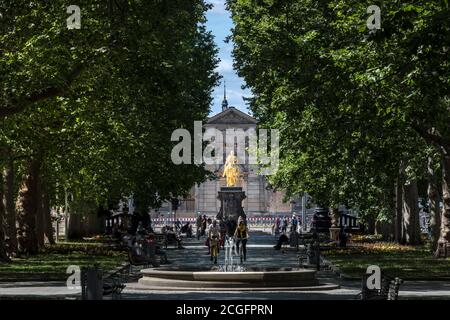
left=85, top=267, right=103, bottom=300
left=306, top=242, right=320, bottom=270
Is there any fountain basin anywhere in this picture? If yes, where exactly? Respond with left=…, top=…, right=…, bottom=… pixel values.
left=135, top=267, right=339, bottom=291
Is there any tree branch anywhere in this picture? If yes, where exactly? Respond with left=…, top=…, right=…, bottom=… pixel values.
left=410, top=123, right=450, bottom=151
left=0, top=61, right=85, bottom=119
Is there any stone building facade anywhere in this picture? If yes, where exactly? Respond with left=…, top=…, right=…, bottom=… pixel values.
left=156, top=101, right=292, bottom=218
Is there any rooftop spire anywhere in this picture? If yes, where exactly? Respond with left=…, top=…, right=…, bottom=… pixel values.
left=221, top=80, right=228, bottom=111
left=224, top=80, right=227, bottom=100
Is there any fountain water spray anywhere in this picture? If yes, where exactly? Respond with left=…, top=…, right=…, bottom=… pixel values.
left=220, top=236, right=246, bottom=272
left=224, top=236, right=235, bottom=272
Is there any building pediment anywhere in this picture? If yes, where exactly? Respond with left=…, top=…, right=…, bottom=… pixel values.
left=206, top=107, right=258, bottom=126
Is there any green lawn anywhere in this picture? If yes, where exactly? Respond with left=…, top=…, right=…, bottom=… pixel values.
left=0, top=241, right=127, bottom=282
left=322, top=242, right=450, bottom=280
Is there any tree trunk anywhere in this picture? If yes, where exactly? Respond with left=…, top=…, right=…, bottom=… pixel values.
left=436, top=153, right=450, bottom=257
left=86, top=211, right=105, bottom=236
left=16, top=159, right=41, bottom=255
left=427, top=156, right=441, bottom=251
left=0, top=173, right=11, bottom=262
left=402, top=178, right=421, bottom=245
left=375, top=220, right=391, bottom=241
left=42, top=182, right=55, bottom=245
left=35, top=177, right=45, bottom=249
left=380, top=186, right=396, bottom=241
left=66, top=212, right=83, bottom=240
left=365, top=214, right=376, bottom=234
left=65, top=193, right=83, bottom=241
left=394, top=179, right=403, bottom=243
left=3, top=155, right=17, bottom=255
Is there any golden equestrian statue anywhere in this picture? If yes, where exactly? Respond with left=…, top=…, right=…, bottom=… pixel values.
left=223, top=151, right=241, bottom=187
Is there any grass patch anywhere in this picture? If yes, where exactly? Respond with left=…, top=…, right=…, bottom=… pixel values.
left=0, top=241, right=127, bottom=282
left=322, top=242, right=450, bottom=280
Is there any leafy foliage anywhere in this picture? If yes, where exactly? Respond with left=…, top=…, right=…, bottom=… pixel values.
left=228, top=0, right=449, bottom=221
left=0, top=1, right=219, bottom=214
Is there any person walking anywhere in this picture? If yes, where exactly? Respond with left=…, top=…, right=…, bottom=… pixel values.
left=291, top=214, right=298, bottom=233
left=196, top=215, right=203, bottom=240
left=208, top=220, right=221, bottom=264
left=276, top=216, right=281, bottom=232
left=234, top=217, right=249, bottom=263
left=281, top=216, right=288, bottom=233
left=219, top=219, right=226, bottom=249
left=201, top=215, right=207, bottom=237
left=175, top=219, right=182, bottom=233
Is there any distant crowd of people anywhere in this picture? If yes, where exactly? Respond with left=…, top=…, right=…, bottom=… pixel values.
left=115, top=211, right=352, bottom=268
left=272, top=213, right=302, bottom=235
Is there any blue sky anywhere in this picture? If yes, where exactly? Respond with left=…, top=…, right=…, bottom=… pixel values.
left=205, top=0, right=252, bottom=115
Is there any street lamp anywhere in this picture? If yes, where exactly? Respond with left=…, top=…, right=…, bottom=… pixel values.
left=301, top=193, right=307, bottom=232
left=171, top=198, right=180, bottom=227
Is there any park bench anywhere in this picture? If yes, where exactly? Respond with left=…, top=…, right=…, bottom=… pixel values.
left=128, top=248, right=159, bottom=268
left=162, top=232, right=183, bottom=249
left=127, top=241, right=168, bottom=268
left=81, top=265, right=126, bottom=300
left=154, top=233, right=166, bottom=247
left=357, top=275, right=403, bottom=300
left=297, top=233, right=315, bottom=246
left=102, top=265, right=128, bottom=299
left=179, top=224, right=193, bottom=238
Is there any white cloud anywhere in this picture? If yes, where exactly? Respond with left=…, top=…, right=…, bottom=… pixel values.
left=226, top=89, right=244, bottom=100
left=216, top=58, right=234, bottom=73
left=214, top=89, right=250, bottom=103
left=208, top=0, right=227, bottom=14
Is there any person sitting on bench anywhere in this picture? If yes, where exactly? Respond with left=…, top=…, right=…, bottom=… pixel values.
left=164, top=226, right=184, bottom=249
left=180, top=222, right=193, bottom=238
left=273, top=233, right=289, bottom=250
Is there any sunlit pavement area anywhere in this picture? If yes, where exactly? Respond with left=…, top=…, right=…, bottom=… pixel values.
left=120, top=231, right=450, bottom=300
left=0, top=231, right=449, bottom=300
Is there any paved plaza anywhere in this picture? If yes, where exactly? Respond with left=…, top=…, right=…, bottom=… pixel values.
left=1, top=231, right=449, bottom=300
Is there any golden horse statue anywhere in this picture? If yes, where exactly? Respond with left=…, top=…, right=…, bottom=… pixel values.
left=223, top=151, right=241, bottom=187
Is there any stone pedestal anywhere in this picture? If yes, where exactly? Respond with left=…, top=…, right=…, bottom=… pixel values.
left=216, top=187, right=246, bottom=236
